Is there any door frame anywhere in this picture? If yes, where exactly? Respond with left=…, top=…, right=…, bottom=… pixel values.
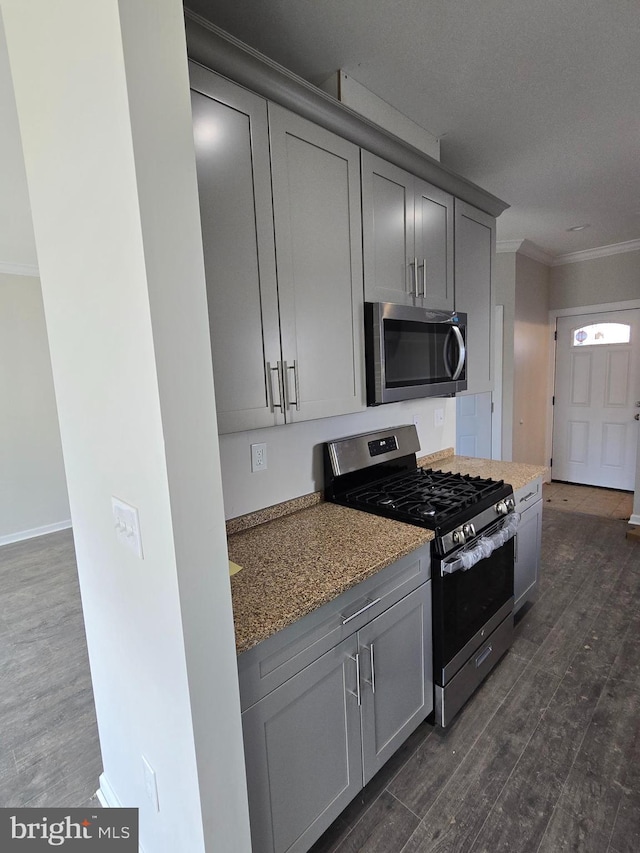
left=547, top=298, right=640, bottom=523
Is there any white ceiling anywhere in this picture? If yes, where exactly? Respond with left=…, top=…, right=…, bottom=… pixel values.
left=2, top=2, right=639, bottom=267
left=187, top=0, right=640, bottom=258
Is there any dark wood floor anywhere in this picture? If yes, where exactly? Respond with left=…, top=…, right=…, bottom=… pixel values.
left=0, top=529, right=101, bottom=807
left=1, top=508, right=639, bottom=853
left=310, top=508, right=640, bottom=853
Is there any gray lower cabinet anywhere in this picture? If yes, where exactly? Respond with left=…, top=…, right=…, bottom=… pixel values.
left=190, top=64, right=365, bottom=432
left=454, top=200, right=496, bottom=395
left=361, top=151, right=454, bottom=310
left=241, top=580, right=432, bottom=853
left=514, top=478, right=543, bottom=613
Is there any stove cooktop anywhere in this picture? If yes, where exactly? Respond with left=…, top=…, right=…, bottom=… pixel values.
left=323, top=425, right=513, bottom=536
left=339, top=467, right=510, bottom=530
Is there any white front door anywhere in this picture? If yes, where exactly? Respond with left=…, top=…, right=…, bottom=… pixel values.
left=552, top=309, right=640, bottom=489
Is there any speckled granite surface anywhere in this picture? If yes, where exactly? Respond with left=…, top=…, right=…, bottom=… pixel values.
left=227, top=450, right=545, bottom=653
left=422, top=454, right=548, bottom=491
left=226, top=491, right=322, bottom=535
left=228, top=503, right=432, bottom=654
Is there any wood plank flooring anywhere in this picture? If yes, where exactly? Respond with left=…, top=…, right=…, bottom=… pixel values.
left=0, top=529, right=101, bottom=807
left=310, top=508, right=640, bottom=853
left=1, top=506, right=639, bottom=853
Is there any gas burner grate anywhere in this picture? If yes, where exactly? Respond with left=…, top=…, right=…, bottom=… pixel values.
left=342, top=468, right=506, bottom=528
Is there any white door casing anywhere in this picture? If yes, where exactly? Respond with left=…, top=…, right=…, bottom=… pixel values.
left=552, top=309, right=640, bottom=489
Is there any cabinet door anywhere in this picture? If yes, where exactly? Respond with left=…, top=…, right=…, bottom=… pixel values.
left=359, top=583, right=433, bottom=785
left=361, top=151, right=416, bottom=305
left=269, top=105, right=365, bottom=423
left=454, top=200, right=496, bottom=395
left=242, top=637, right=362, bottom=853
left=414, top=180, right=454, bottom=310
left=190, top=68, right=283, bottom=433
left=514, top=499, right=542, bottom=613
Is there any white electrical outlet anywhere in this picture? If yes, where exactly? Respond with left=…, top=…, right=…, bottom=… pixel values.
left=111, top=497, right=143, bottom=558
left=142, top=755, right=160, bottom=812
left=434, top=408, right=445, bottom=427
left=251, top=443, right=267, bottom=472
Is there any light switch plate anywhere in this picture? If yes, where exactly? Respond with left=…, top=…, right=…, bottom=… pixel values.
left=111, top=496, right=143, bottom=559
left=434, top=408, right=445, bottom=427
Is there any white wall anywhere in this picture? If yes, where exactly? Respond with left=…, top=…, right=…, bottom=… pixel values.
left=2, top=2, right=251, bottom=851
left=220, top=396, right=456, bottom=518
left=0, top=11, right=36, bottom=271
left=0, top=273, right=69, bottom=543
left=550, top=249, right=640, bottom=309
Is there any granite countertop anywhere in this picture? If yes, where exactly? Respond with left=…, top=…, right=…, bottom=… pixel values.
left=420, top=454, right=548, bottom=491
left=227, top=449, right=546, bottom=654
left=228, top=502, right=432, bottom=654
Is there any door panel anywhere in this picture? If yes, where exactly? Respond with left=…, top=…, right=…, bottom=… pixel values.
left=361, top=151, right=414, bottom=305
left=456, top=392, right=492, bottom=458
left=414, top=180, right=454, bottom=310
left=242, top=637, right=361, bottom=853
left=359, top=584, right=432, bottom=785
left=269, top=105, right=365, bottom=423
left=190, top=72, right=283, bottom=433
left=553, top=309, right=640, bottom=489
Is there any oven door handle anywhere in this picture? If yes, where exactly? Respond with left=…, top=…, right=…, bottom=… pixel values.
left=441, top=513, right=521, bottom=575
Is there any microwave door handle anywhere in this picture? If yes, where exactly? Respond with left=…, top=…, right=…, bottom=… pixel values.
left=445, top=326, right=467, bottom=381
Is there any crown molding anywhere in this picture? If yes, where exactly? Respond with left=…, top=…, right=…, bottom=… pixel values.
left=184, top=11, right=509, bottom=218
left=551, top=238, right=640, bottom=266
left=0, top=261, right=39, bottom=277
left=496, top=239, right=554, bottom=266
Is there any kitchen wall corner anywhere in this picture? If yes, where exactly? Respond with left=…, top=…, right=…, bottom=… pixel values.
left=218, top=397, right=456, bottom=519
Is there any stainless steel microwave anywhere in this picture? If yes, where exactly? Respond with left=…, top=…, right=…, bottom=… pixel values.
left=364, top=302, right=467, bottom=404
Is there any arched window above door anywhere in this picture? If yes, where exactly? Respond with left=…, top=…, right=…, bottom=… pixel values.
left=572, top=322, right=631, bottom=347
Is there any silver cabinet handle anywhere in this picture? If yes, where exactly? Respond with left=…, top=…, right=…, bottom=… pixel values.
left=266, top=362, right=284, bottom=412
left=341, top=597, right=382, bottom=625
left=519, top=491, right=536, bottom=503
left=282, top=360, right=301, bottom=411
left=347, top=653, right=361, bottom=706
left=410, top=257, right=419, bottom=297
left=370, top=643, right=376, bottom=694
left=419, top=258, right=427, bottom=297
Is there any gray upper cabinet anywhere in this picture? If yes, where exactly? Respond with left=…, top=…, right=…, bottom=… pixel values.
left=454, top=200, right=496, bottom=395
left=191, top=68, right=282, bottom=433
left=362, top=151, right=454, bottom=310
left=269, top=104, right=365, bottom=423
left=191, top=66, right=365, bottom=432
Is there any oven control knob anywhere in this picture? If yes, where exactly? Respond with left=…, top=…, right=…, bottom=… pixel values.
left=496, top=500, right=508, bottom=516
left=462, top=523, right=475, bottom=538
left=506, top=498, right=515, bottom=512
left=452, top=530, right=462, bottom=545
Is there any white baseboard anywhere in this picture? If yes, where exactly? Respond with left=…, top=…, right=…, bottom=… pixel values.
left=0, top=519, right=72, bottom=547
left=97, top=773, right=121, bottom=808
left=629, top=514, right=640, bottom=527
left=98, top=775, right=146, bottom=852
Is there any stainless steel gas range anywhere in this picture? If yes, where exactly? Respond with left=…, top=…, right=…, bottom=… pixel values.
left=324, top=424, right=520, bottom=727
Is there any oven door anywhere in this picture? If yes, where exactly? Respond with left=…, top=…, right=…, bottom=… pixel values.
left=432, top=527, right=515, bottom=685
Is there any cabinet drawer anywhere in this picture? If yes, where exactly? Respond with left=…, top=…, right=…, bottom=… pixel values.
left=237, top=542, right=431, bottom=710
left=514, top=477, right=542, bottom=513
